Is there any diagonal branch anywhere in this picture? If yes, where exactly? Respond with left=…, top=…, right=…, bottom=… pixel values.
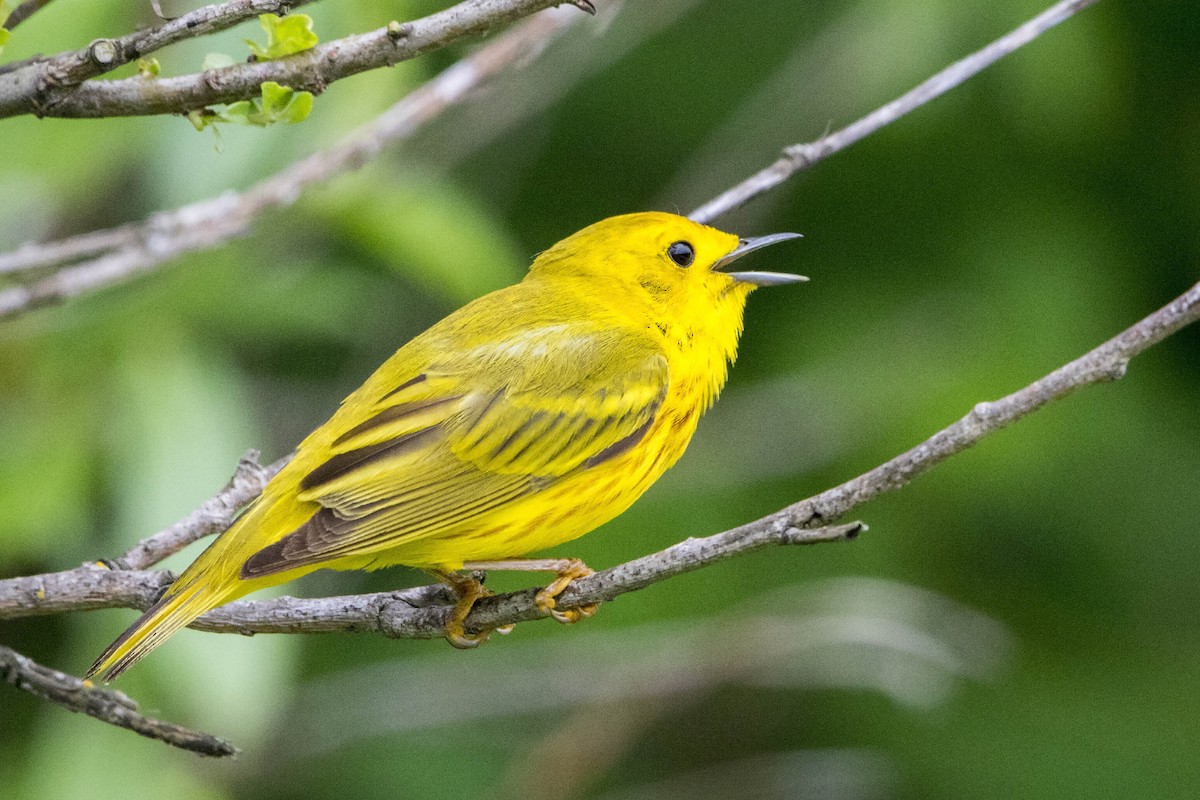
left=688, top=0, right=1100, bottom=224
left=0, top=0, right=580, bottom=119
left=0, top=6, right=585, bottom=319
left=3, top=277, right=1198, bottom=638
left=0, top=524, right=864, bottom=631
left=0, top=645, right=238, bottom=757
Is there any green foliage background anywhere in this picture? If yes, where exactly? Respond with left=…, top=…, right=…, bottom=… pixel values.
left=2, top=1, right=1198, bottom=797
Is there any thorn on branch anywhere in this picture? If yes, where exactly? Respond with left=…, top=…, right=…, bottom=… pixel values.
left=569, top=0, right=597, bottom=14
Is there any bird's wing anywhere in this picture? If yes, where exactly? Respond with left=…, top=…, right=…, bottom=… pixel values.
left=240, top=325, right=668, bottom=576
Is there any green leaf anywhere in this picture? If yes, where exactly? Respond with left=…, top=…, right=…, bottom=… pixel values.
left=258, top=80, right=313, bottom=124
left=201, top=51, right=236, bottom=71
left=259, top=80, right=292, bottom=115
left=245, top=13, right=317, bottom=60
left=0, top=28, right=10, bottom=59
left=220, top=99, right=256, bottom=125
left=279, top=90, right=313, bottom=123
left=187, top=82, right=312, bottom=133
left=136, top=57, right=160, bottom=77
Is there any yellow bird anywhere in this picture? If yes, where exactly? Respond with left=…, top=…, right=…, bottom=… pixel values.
left=88, top=211, right=803, bottom=681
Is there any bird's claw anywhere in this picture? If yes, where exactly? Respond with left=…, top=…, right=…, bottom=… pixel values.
left=436, top=569, right=499, bottom=649
left=445, top=619, right=490, bottom=649
left=549, top=602, right=599, bottom=624
left=535, top=558, right=597, bottom=624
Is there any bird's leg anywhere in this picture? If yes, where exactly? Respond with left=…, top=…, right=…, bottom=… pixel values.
left=461, top=558, right=599, bottom=624
left=427, top=569, right=497, bottom=649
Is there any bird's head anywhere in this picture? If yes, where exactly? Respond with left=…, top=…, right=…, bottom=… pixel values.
left=529, top=212, right=805, bottom=320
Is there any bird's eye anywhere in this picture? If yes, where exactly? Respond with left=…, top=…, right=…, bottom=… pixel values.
left=667, top=241, right=695, bottom=268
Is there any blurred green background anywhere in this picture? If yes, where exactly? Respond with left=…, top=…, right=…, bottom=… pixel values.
left=2, top=0, right=1199, bottom=797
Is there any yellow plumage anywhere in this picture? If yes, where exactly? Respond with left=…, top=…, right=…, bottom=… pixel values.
left=88, top=212, right=802, bottom=680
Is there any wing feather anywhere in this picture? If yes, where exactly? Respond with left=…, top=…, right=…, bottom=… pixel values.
left=242, top=324, right=669, bottom=576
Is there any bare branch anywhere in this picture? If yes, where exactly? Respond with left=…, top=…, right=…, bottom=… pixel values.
left=0, top=7, right=585, bottom=318
left=0, top=564, right=174, bottom=619
left=0, top=0, right=319, bottom=82
left=689, top=0, right=1101, bottom=224
left=0, top=525, right=862, bottom=631
left=0, top=645, right=237, bottom=756
left=0, top=0, right=580, bottom=119
left=0, top=220, right=150, bottom=277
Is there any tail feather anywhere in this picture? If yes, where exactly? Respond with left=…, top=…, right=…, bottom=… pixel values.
left=86, top=580, right=232, bottom=682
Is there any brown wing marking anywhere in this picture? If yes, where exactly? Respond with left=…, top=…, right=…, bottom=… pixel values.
left=332, top=396, right=461, bottom=447
left=241, top=509, right=343, bottom=578
left=379, top=372, right=427, bottom=401
left=300, top=427, right=440, bottom=492
left=582, top=415, right=656, bottom=469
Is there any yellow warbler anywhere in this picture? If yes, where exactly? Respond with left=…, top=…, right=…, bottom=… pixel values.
left=88, top=211, right=803, bottom=680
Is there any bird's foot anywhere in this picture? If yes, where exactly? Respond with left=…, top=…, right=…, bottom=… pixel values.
left=532, top=558, right=598, bottom=624
left=430, top=569, right=496, bottom=649
left=455, top=556, right=601, bottom=630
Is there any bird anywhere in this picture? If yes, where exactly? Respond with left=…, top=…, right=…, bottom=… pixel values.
left=87, top=211, right=804, bottom=681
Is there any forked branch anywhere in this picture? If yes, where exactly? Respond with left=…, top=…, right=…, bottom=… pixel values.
left=0, top=7, right=585, bottom=318
left=0, top=0, right=578, bottom=119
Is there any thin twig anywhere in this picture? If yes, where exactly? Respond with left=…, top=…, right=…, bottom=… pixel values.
left=4, top=279, right=1197, bottom=636
left=0, top=7, right=585, bottom=318
left=688, top=0, right=1101, bottom=223
left=0, top=645, right=238, bottom=756
left=0, top=0, right=578, bottom=119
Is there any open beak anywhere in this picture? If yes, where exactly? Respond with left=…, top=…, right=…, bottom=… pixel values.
left=714, top=232, right=806, bottom=286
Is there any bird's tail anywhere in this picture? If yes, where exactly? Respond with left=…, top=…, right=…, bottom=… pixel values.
left=85, top=503, right=269, bottom=682
left=86, top=575, right=239, bottom=682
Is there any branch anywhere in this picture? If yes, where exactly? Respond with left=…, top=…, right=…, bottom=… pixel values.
left=0, top=525, right=863, bottom=630
left=0, top=7, right=585, bottom=318
left=0, top=0, right=579, bottom=119
left=688, top=0, right=1100, bottom=224
left=0, top=0, right=320, bottom=83
left=0, top=645, right=237, bottom=756
left=4, top=279, right=1197, bottom=636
